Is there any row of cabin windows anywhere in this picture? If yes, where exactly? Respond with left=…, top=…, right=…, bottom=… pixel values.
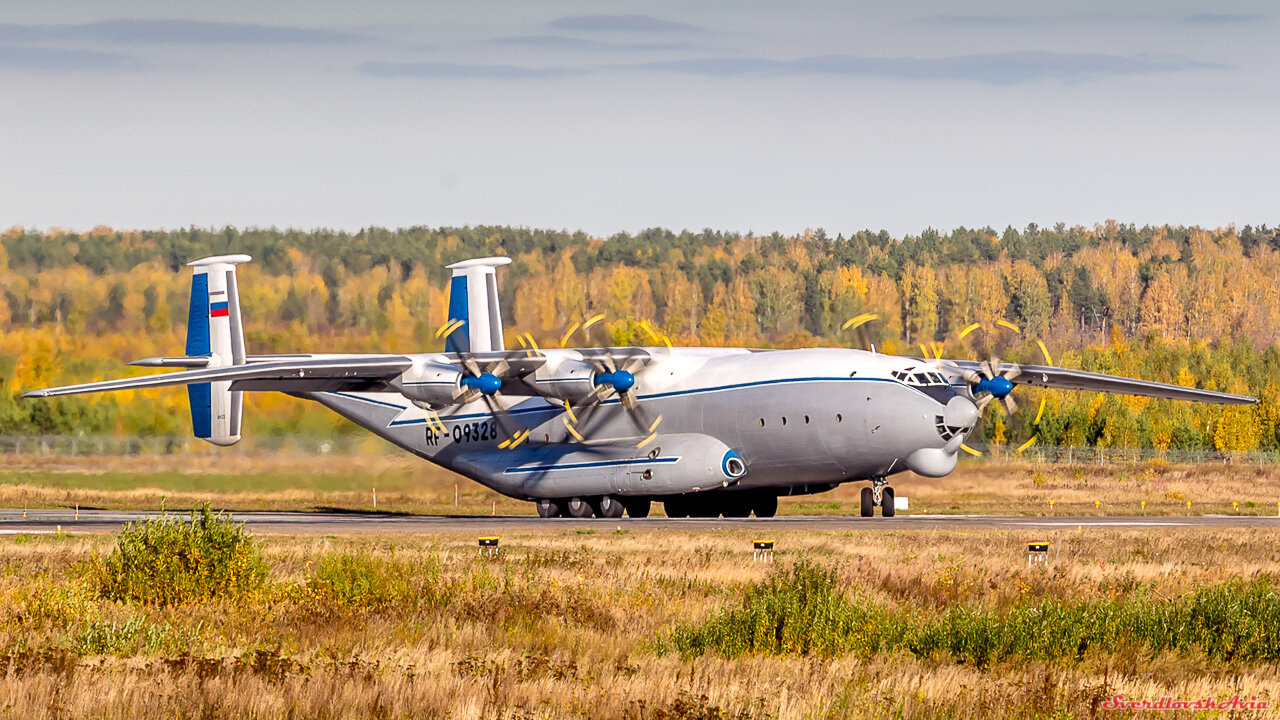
left=759, top=413, right=842, bottom=427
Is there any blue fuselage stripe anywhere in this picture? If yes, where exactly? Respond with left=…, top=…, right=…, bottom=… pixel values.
left=503, top=457, right=680, bottom=474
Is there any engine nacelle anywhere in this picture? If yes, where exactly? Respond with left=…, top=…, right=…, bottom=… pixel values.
left=905, top=447, right=958, bottom=478
left=526, top=354, right=598, bottom=404
left=392, top=360, right=463, bottom=408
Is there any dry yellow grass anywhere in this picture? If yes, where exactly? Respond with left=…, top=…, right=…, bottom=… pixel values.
left=1, top=526, right=1278, bottom=718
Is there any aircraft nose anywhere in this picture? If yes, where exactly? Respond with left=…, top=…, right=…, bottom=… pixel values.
left=944, top=395, right=979, bottom=429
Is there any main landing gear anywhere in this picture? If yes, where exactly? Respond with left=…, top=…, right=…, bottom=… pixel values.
left=536, top=495, right=648, bottom=519
left=860, top=477, right=895, bottom=518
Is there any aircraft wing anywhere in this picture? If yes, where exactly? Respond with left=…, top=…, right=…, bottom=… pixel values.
left=946, top=360, right=1257, bottom=405
left=22, top=355, right=414, bottom=398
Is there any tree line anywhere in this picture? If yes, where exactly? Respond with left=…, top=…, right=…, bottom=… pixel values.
left=2, top=222, right=1278, bottom=451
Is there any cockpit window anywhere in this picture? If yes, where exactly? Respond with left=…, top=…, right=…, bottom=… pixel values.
left=893, top=368, right=948, bottom=386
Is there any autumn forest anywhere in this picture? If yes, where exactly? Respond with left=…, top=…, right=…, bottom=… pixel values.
left=2, top=222, right=1279, bottom=451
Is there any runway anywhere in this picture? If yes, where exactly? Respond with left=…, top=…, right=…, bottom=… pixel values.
left=2, top=508, right=1280, bottom=534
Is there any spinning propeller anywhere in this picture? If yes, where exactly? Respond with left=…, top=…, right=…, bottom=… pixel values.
left=566, top=347, right=664, bottom=447
left=926, top=319, right=1054, bottom=456
left=432, top=319, right=532, bottom=449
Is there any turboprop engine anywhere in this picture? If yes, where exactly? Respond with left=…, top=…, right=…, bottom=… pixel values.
left=526, top=353, right=599, bottom=404
left=392, top=360, right=466, bottom=409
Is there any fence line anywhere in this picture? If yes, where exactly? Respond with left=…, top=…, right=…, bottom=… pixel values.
left=2, top=434, right=1278, bottom=465
left=964, top=443, right=1280, bottom=466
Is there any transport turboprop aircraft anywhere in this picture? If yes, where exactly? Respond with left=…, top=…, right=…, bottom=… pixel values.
left=24, top=255, right=1257, bottom=519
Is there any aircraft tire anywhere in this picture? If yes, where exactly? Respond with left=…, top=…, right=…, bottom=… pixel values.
left=881, top=487, right=896, bottom=518
left=752, top=494, right=778, bottom=518
left=860, top=487, right=874, bottom=518
left=565, top=497, right=594, bottom=519
left=536, top=499, right=564, bottom=518
left=592, top=495, right=626, bottom=518
left=622, top=498, right=651, bottom=518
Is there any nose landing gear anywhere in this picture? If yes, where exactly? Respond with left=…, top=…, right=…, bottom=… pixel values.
left=860, top=477, right=895, bottom=518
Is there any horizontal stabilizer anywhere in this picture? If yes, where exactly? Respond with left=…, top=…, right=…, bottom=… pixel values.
left=23, top=356, right=413, bottom=399
left=130, top=356, right=213, bottom=368
left=947, top=360, right=1257, bottom=405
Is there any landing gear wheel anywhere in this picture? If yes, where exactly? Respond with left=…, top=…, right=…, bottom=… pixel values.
left=869, top=477, right=890, bottom=518
left=881, top=487, right=896, bottom=518
left=622, top=498, right=651, bottom=518
left=536, top=498, right=564, bottom=518
left=565, top=497, right=594, bottom=519
left=752, top=494, right=778, bottom=518
left=860, top=487, right=874, bottom=518
left=663, top=498, right=689, bottom=518
left=592, top=495, right=625, bottom=518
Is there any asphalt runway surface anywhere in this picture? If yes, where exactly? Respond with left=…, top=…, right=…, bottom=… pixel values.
left=2, top=509, right=1280, bottom=534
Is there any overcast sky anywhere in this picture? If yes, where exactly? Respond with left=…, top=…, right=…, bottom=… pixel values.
left=1, top=1, right=1275, bottom=237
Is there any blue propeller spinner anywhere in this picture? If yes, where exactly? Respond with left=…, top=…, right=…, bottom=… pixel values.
left=460, top=372, right=503, bottom=396
left=594, top=369, right=636, bottom=393
left=973, top=375, right=1014, bottom=399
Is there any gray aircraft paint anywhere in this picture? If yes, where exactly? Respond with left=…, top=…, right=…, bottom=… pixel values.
left=309, top=347, right=958, bottom=500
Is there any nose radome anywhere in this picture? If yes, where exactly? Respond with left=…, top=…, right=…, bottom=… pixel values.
left=944, top=396, right=979, bottom=429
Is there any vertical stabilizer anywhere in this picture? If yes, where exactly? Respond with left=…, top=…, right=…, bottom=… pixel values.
left=185, top=254, right=251, bottom=446
left=444, top=257, right=511, bottom=353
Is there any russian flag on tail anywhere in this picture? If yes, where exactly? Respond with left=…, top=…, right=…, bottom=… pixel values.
left=210, top=301, right=230, bottom=318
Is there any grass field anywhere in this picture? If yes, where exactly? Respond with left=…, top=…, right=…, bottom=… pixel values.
left=3, top=451, right=1280, bottom=517
left=1, top=519, right=1278, bottom=719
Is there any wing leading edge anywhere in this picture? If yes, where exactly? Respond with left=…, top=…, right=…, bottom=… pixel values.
left=945, top=360, right=1256, bottom=405
left=21, top=356, right=415, bottom=398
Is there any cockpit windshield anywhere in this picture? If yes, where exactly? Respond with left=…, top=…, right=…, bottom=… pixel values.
left=890, top=368, right=949, bottom=387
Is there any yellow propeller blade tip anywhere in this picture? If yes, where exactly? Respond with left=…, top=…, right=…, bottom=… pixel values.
left=523, top=332, right=539, bottom=351
left=435, top=318, right=463, bottom=339
left=841, top=313, right=879, bottom=331
left=563, top=400, right=578, bottom=424
left=649, top=415, right=663, bottom=433
left=960, top=443, right=983, bottom=457
left=637, top=433, right=657, bottom=448
left=1037, top=339, right=1052, bottom=365
left=1033, top=396, right=1047, bottom=426
left=1016, top=436, right=1038, bottom=454
left=997, top=319, right=1021, bottom=333
left=559, top=322, right=580, bottom=348
left=959, top=323, right=982, bottom=340
left=584, top=314, right=605, bottom=329
left=563, top=417, right=585, bottom=442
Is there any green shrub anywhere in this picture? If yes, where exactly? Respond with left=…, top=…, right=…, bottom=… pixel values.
left=308, top=553, right=448, bottom=610
left=95, top=505, right=266, bottom=605
left=72, top=617, right=196, bottom=656
left=669, top=563, right=1280, bottom=666
left=668, top=560, right=899, bottom=657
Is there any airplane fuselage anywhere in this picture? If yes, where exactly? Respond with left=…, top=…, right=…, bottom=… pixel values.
left=311, top=346, right=967, bottom=502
